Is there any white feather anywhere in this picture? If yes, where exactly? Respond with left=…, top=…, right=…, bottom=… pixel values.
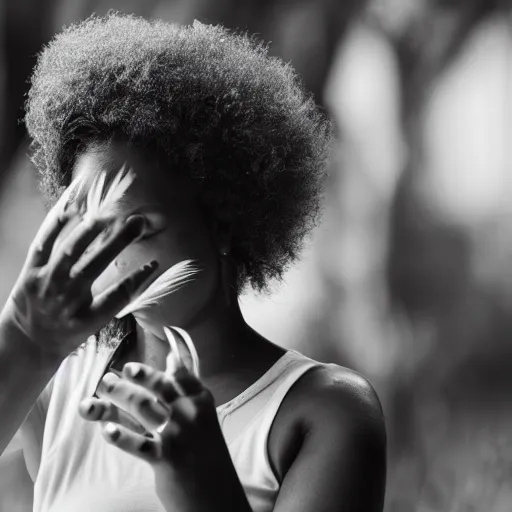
left=80, top=162, right=135, bottom=222
left=163, top=325, right=200, bottom=378
left=153, top=326, right=200, bottom=434
left=115, top=259, right=201, bottom=318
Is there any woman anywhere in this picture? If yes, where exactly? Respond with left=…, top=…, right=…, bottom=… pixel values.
left=0, top=12, right=386, bottom=512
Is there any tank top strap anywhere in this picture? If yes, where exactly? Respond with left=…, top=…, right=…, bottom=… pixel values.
left=218, top=349, right=323, bottom=445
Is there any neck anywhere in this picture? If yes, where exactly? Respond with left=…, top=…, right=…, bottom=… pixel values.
left=133, top=294, right=264, bottom=378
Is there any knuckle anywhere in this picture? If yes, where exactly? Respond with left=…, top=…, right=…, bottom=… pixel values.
left=139, top=397, right=152, bottom=410
left=157, top=380, right=179, bottom=404
left=32, top=243, right=45, bottom=256
left=99, top=403, right=111, bottom=421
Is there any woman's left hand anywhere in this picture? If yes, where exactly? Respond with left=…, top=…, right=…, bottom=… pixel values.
left=78, top=363, right=247, bottom=511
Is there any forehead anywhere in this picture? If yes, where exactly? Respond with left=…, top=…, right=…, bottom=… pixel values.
left=72, top=141, right=192, bottom=204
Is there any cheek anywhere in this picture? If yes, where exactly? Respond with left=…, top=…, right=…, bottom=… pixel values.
left=90, top=226, right=218, bottom=301
left=90, top=243, right=155, bottom=296
left=90, top=260, right=119, bottom=296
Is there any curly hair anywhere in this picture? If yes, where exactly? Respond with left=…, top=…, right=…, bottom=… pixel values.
left=25, top=11, right=333, bottom=293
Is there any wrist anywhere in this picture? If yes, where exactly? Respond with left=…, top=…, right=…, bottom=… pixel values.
left=0, top=304, right=65, bottom=370
left=154, top=456, right=252, bottom=512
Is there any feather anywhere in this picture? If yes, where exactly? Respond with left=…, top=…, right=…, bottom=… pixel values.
left=115, top=259, right=201, bottom=318
left=163, top=325, right=200, bottom=378
left=153, top=325, right=200, bottom=435
left=79, top=162, right=135, bottom=223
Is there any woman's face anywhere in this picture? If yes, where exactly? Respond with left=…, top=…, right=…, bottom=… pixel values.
left=67, top=142, right=220, bottom=338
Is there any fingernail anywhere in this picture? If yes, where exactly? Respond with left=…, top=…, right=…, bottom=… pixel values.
left=108, top=368, right=123, bottom=378
left=126, top=364, right=144, bottom=379
left=103, top=372, right=119, bottom=392
left=103, top=372, right=120, bottom=382
left=143, top=260, right=158, bottom=272
left=105, top=422, right=120, bottom=441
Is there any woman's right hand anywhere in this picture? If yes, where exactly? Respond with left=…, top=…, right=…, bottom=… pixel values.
left=2, top=190, right=158, bottom=362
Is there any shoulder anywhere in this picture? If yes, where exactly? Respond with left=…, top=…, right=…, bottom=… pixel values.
left=269, top=360, right=386, bottom=482
left=270, top=362, right=387, bottom=511
left=292, top=363, right=385, bottom=434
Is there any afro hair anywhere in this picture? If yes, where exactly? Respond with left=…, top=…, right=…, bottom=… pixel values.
left=25, top=12, right=334, bottom=292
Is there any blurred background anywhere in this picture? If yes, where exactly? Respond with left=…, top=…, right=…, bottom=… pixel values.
left=0, top=0, right=511, bottom=510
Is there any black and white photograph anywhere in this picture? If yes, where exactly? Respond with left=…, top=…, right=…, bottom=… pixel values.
left=0, top=1, right=509, bottom=511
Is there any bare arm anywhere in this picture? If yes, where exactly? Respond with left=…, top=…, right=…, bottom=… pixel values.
left=0, top=429, right=34, bottom=512
left=0, top=174, right=155, bottom=456
left=0, top=317, right=63, bottom=456
left=273, top=370, right=387, bottom=512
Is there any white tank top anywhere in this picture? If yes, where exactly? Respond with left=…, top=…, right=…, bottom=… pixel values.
left=21, top=335, right=324, bottom=512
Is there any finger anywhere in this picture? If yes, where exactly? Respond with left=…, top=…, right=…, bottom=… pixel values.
left=59, top=289, right=93, bottom=320
left=172, top=366, right=204, bottom=396
left=78, top=396, right=154, bottom=436
left=69, top=215, right=146, bottom=285
left=96, top=372, right=169, bottom=432
left=123, top=363, right=182, bottom=405
left=28, top=178, right=82, bottom=268
left=78, top=397, right=123, bottom=423
left=168, top=395, right=203, bottom=425
left=28, top=211, right=71, bottom=269
left=101, top=422, right=161, bottom=464
left=84, top=260, right=159, bottom=324
left=46, top=217, right=110, bottom=284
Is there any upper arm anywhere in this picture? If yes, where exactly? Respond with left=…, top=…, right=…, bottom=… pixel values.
left=0, top=376, right=53, bottom=512
left=18, top=372, right=56, bottom=482
left=0, top=431, right=34, bottom=512
left=273, top=368, right=386, bottom=512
